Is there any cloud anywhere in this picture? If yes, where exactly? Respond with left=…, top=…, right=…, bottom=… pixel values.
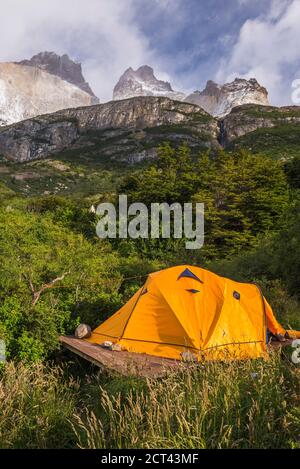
left=0, top=0, right=157, bottom=102
left=1, top=0, right=298, bottom=106
left=216, top=0, right=300, bottom=105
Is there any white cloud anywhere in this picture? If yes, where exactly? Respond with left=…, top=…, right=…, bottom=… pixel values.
left=0, top=0, right=158, bottom=102
left=1, top=0, right=298, bottom=106
left=216, top=0, right=300, bottom=105
left=267, top=0, right=292, bottom=19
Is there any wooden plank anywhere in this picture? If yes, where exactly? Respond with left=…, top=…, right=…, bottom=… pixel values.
left=59, top=336, right=182, bottom=378
left=60, top=335, right=293, bottom=378
left=268, top=338, right=294, bottom=350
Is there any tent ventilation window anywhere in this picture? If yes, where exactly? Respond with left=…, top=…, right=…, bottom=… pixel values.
left=177, top=268, right=204, bottom=284
left=233, top=291, right=241, bottom=300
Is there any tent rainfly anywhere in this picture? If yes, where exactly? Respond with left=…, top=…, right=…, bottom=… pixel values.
left=86, top=265, right=300, bottom=361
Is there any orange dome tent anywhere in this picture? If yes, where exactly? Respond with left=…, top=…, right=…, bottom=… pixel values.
left=86, top=266, right=298, bottom=361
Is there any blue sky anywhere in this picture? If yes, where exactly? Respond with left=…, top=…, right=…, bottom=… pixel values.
left=0, top=0, right=299, bottom=104
left=133, top=0, right=272, bottom=85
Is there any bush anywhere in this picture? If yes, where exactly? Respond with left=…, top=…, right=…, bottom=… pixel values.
left=0, top=206, right=121, bottom=361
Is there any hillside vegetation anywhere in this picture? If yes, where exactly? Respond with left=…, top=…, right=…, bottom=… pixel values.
left=224, top=104, right=300, bottom=159
left=1, top=117, right=300, bottom=448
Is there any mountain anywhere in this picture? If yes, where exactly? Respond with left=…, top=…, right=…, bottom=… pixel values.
left=114, top=69, right=269, bottom=117
left=1, top=98, right=300, bottom=197
left=2, top=95, right=299, bottom=166
left=0, top=53, right=270, bottom=128
left=113, top=66, right=185, bottom=101
left=222, top=103, right=300, bottom=159
left=185, top=78, right=269, bottom=117
left=18, top=51, right=98, bottom=102
left=0, top=96, right=219, bottom=163
left=0, top=62, right=96, bottom=126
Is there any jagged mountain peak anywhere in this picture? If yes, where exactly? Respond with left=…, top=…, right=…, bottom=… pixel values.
left=205, top=79, right=221, bottom=88
left=185, top=77, right=269, bottom=117
left=17, top=51, right=98, bottom=101
left=134, top=65, right=171, bottom=87
left=113, top=68, right=269, bottom=116
left=113, top=65, right=184, bottom=101
left=0, top=61, right=96, bottom=126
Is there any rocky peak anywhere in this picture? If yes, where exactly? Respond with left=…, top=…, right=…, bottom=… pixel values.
left=185, top=77, right=269, bottom=117
left=17, top=51, right=98, bottom=103
left=113, top=65, right=185, bottom=101
left=203, top=80, right=222, bottom=94
left=0, top=62, right=95, bottom=126
left=223, top=77, right=266, bottom=94
left=134, top=65, right=172, bottom=90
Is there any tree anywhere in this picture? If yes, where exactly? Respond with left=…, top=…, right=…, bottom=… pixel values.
left=121, top=144, right=289, bottom=259
left=120, top=142, right=198, bottom=205
left=193, top=150, right=289, bottom=258
left=273, top=202, right=300, bottom=295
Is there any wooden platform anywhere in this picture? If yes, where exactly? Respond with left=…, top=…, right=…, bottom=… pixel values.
left=268, top=337, right=294, bottom=349
left=59, top=336, right=184, bottom=378
left=60, top=335, right=294, bottom=378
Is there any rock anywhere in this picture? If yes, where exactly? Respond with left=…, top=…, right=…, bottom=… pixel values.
left=0, top=118, right=78, bottom=162
left=185, top=78, right=269, bottom=117
left=113, top=65, right=185, bottom=101
left=275, top=333, right=286, bottom=343
left=222, top=104, right=300, bottom=142
left=100, top=341, right=122, bottom=351
left=101, top=341, right=113, bottom=349
left=125, top=148, right=157, bottom=164
left=0, top=96, right=219, bottom=162
left=75, top=323, right=91, bottom=339
left=111, top=343, right=122, bottom=352
left=0, top=62, right=95, bottom=126
left=17, top=51, right=98, bottom=102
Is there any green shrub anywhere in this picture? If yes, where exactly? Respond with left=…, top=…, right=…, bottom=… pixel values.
left=0, top=206, right=121, bottom=361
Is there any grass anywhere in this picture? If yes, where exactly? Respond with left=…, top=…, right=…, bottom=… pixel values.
left=0, top=154, right=131, bottom=197
left=1, top=353, right=300, bottom=449
left=242, top=107, right=300, bottom=120
left=75, top=355, right=300, bottom=449
left=0, top=362, right=78, bottom=448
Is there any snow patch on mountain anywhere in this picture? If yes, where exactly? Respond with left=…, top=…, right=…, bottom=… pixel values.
left=113, top=65, right=185, bottom=101
left=185, top=78, right=269, bottom=117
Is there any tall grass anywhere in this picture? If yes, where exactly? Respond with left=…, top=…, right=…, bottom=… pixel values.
left=74, top=353, right=300, bottom=449
left=0, top=362, right=78, bottom=448
left=1, top=354, right=299, bottom=449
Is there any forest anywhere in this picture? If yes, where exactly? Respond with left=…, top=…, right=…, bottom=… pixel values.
left=1, top=143, right=300, bottom=448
